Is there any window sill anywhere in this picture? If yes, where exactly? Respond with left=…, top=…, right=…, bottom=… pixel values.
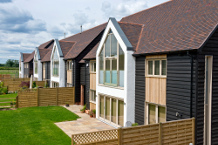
left=90, top=101, right=96, bottom=104
left=98, top=84, right=124, bottom=90
left=145, top=75, right=167, bottom=78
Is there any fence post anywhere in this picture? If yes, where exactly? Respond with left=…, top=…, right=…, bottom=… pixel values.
left=192, top=118, right=195, bottom=145
left=56, top=87, right=58, bottom=105
left=159, top=123, right=162, bottom=145
left=118, top=128, right=122, bottom=145
left=37, top=88, right=39, bottom=106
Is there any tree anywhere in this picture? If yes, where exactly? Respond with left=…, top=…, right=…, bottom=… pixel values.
left=5, top=59, right=19, bottom=67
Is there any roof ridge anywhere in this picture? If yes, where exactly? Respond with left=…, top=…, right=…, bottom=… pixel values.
left=59, top=40, right=76, bottom=43
left=61, top=22, right=107, bottom=41
left=118, top=21, right=144, bottom=26
left=121, top=0, right=172, bottom=21
left=135, top=25, right=144, bottom=52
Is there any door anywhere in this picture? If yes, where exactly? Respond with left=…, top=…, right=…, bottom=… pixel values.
left=204, top=56, right=213, bottom=145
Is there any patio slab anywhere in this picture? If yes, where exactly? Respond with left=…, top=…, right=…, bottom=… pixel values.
left=55, top=105, right=114, bottom=137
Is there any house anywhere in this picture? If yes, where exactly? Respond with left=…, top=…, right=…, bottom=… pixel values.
left=19, top=51, right=34, bottom=78
left=117, top=0, right=216, bottom=144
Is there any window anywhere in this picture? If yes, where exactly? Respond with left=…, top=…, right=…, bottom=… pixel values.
left=67, top=60, right=72, bottom=70
left=146, top=103, right=166, bottom=125
left=34, top=53, right=38, bottom=74
left=24, top=63, right=28, bottom=68
left=146, top=59, right=166, bottom=77
left=99, top=95, right=124, bottom=126
left=90, top=61, right=96, bottom=73
left=67, top=83, right=72, bottom=87
left=52, top=47, right=59, bottom=76
left=90, top=90, right=96, bottom=102
left=99, top=30, right=124, bottom=87
left=52, top=82, right=59, bottom=88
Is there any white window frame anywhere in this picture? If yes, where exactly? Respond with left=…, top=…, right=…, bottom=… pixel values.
left=99, top=31, right=125, bottom=87
left=67, top=60, right=72, bottom=70
left=145, top=102, right=166, bottom=125
left=89, top=89, right=96, bottom=103
left=146, top=59, right=167, bottom=78
left=98, top=94, right=124, bottom=127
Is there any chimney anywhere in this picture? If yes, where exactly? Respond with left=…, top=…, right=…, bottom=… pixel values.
left=64, top=32, right=66, bottom=38
left=80, top=25, right=82, bottom=34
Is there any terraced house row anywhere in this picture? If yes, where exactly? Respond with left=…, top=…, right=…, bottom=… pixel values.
left=19, top=0, right=218, bottom=144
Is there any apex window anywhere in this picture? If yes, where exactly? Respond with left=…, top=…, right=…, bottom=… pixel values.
left=52, top=47, right=59, bottom=76
left=99, top=30, right=124, bottom=87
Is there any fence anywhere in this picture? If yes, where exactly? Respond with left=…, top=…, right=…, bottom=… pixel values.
left=3, top=78, right=30, bottom=92
left=0, top=74, right=16, bottom=81
left=35, top=81, right=46, bottom=87
left=17, top=87, right=75, bottom=108
left=72, top=118, right=195, bottom=145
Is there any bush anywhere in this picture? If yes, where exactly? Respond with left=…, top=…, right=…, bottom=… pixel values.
left=2, top=87, right=8, bottom=94
left=80, top=104, right=86, bottom=112
left=132, top=123, right=138, bottom=126
left=92, top=109, right=96, bottom=115
left=19, top=81, right=30, bottom=89
left=32, top=81, right=36, bottom=88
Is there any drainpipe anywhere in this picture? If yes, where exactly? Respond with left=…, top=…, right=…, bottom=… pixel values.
left=188, top=51, right=193, bottom=118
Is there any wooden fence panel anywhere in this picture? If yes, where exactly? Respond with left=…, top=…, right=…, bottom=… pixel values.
left=17, top=87, right=75, bottom=108
left=3, top=78, right=30, bottom=92
left=35, top=81, right=45, bottom=87
left=17, top=89, right=37, bottom=108
left=72, top=118, right=195, bottom=145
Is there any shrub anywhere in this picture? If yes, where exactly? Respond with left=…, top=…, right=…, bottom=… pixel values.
left=80, top=104, right=86, bottom=112
left=2, top=87, right=8, bottom=94
left=132, top=123, right=138, bottom=126
left=19, top=81, right=30, bottom=89
left=44, top=82, right=49, bottom=88
left=92, top=109, right=96, bottom=115
left=32, top=81, right=36, bottom=88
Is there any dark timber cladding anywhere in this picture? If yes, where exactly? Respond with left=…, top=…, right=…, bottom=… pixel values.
left=196, top=28, right=218, bottom=145
left=135, top=56, right=145, bottom=125
left=85, top=60, right=90, bottom=109
left=166, top=53, right=196, bottom=121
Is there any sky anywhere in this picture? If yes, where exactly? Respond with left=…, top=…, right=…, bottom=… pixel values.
left=0, top=0, right=168, bottom=63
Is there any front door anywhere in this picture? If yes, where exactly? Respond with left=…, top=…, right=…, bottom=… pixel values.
left=204, top=56, right=213, bottom=145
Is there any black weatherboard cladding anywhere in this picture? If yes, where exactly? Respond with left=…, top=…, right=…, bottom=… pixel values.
left=80, top=63, right=86, bottom=85
left=24, top=64, right=29, bottom=77
left=29, top=61, right=33, bottom=77
left=196, top=28, right=218, bottom=145
left=166, top=53, right=196, bottom=121
left=85, top=60, right=90, bottom=109
left=135, top=56, right=145, bottom=125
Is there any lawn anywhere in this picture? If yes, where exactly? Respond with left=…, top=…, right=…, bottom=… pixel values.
left=0, top=106, right=79, bottom=145
left=0, top=93, right=17, bottom=107
left=0, top=69, right=19, bottom=77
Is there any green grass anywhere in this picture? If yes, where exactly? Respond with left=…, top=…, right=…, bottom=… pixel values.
left=0, top=69, right=19, bottom=77
left=0, top=106, right=79, bottom=145
left=0, top=93, right=17, bottom=107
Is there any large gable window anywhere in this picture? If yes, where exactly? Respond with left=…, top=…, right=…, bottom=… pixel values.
left=99, top=30, right=124, bottom=87
left=34, top=53, right=38, bottom=74
left=52, top=46, right=59, bottom=76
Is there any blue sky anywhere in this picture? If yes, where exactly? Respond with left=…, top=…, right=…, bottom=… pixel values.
left=0, top=0, right=168, bottom=63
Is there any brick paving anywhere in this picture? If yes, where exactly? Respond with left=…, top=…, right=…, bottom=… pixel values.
left=55, top=105, right=114, bottom=137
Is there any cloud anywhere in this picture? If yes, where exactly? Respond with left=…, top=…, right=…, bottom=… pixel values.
left=0, top=0, right=12, bottom=3
left=0, top=5, right=46, bottom=33
left=101, top=0, right=148, bottom=20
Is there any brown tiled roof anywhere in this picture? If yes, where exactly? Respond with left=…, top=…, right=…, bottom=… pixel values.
left=38, top=39, right=54, bottom=50
left=59, top=41, right=75, bottom=58
left=120, top=0, right=218, bottom=55
left=23, top=51, right=34, bottom=62
left=83, top=22, right=143, bottom=59
left=62, top=23, right=106, bottom=59
left=41, top=50, right=52, bottom=62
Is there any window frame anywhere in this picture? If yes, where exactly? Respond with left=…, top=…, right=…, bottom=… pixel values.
left=98, top=94, right=124, bottom=127
left=53, top=61, right=59, bottom=76
left=98, top=31, right=125, bottom=87
left=89, top=89, right=96, bottom=103
left=90, top=61, right=96, bottom=73
left=145, top=102, right=166, bottom=125
left=146, top=58, right=167, bottom=78
left=67, top=60, right=72, bottom=70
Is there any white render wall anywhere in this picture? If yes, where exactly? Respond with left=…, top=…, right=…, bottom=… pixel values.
left=37, top=60, right=42, bottom=81
left=96, top=19, right=135, bottom=127
left=20, top=62, right=24, bottom=78
left=50, top=57, right=65, bottom=87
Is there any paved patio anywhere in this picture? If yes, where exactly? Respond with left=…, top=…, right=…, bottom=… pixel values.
left=55, top=105, right=114, bottom=137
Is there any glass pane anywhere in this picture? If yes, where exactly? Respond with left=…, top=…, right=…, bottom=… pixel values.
left=94, top=62, right=96, bottom=72
left=111, top=99, right=117, bottom=124
left=53, top=47, right=59, bottom=61
left=100, top=96, right=104, bottom=118
left=118, top=100, right=124, bottom=126
left=119, top=46, right=124, bottom=87
left=158, top=106, right=166, bottom=123
left=161, top=60, right=166, bottom=75
left=105, top=60, right=110, bottom=83
left=93, top=91, right=96, bottom=102
left=99, top=49, right=104, bottom=84
left=112, top=59, right=117, bottom=84
left=105, top=35, right=111, bottom=58
left=105, top=97, right=110, bottom=120
left=111, top=34, right=117, bottom=57
left=149, top=104, right=156, bottom=124
left=148, top=61, right=153, bottom=75
left=154, top=60, right=160, bottom=75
